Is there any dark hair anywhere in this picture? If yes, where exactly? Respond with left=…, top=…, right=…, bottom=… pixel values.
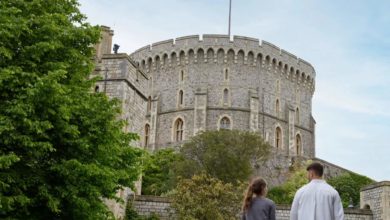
left=306, top=162, right=324, bottom=177
left=242, top=177, right=267, bottom=212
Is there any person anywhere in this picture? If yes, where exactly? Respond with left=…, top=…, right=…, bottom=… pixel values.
left=242, top=177, right=276, bottom=220
left=290, top=162, right=344, bottom=220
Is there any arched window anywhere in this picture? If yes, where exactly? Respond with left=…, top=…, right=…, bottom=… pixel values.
left=296, top=134, right=301, bottom=156
left=223, top=89, right=229, bottom=105
left=219, top=117, right=231, bottom=130
left=147, top=96, right=152, bottom=112
left=224, top=69, right=228, bottom=80
left=144, top=124, right=150, bottom=147
left=174, top=118, right=184, bottom=141
left=295, top=107, right=300, bottom=125
left=275, top=127, right=282, bottom=149
left=178, top=90, right=184, bottom=106
left=276, top=99, right=280, bottom=117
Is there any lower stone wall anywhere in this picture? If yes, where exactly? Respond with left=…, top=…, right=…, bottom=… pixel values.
left=132, top=196, right=175, bottom=220
left=360, top=181, right=390, bottom=220
left=313, top=157, right=354, bottom=179
left=132, top=196, right=373, bottom=220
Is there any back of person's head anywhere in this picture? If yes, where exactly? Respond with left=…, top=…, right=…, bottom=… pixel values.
left=242, top=177, right=267, bottom=212
left=306, top=162, right=324, bottom=177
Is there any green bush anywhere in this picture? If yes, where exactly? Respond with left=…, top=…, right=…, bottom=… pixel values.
left=328, top=172, right=374, bottom=208
left=142, top=149, right=182, bottom=195
left=171, top=173, right=244, bottom=220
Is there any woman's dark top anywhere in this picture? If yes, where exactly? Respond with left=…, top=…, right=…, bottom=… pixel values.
left=242, top=197, right=276, bottom=220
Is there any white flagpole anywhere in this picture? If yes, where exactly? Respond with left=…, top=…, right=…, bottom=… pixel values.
left=228, top=0, right=232, bottom=37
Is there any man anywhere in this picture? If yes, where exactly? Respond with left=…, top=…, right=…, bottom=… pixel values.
left=290, top=162, right=344, bottom=220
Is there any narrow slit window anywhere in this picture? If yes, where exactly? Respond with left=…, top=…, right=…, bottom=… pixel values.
left=223, top=89, right=229, bottom=105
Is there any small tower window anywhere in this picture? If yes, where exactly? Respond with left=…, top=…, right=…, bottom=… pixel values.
left=224, top=69, right=228, bottom=80
left=276, top=99, right=280, bottom=117
left=275, top=127, right=282, bottom=149
left=296, top=107, right=300, bottom=125
left=180, top=70, right=184, bottom=81
left=220, top=117, right=231, bottom=130
left=178, top=90, right=184, bottom=106
left=147, top=96, right=152, bottom=112
left=296, top=134, right=302, bottom=156
left=174, top=118, right=184, bottom=141
left=144, top=124, right=150, bottom=147
left=223, top=89, right=229, bottom=105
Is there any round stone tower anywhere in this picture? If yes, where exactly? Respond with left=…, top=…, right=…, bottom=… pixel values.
left=130, top=34, right=316, bottom=158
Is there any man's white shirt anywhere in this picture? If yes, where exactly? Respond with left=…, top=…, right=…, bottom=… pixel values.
left=290, top=179, right=344, bottom=220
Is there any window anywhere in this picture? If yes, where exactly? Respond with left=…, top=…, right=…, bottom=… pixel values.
left=275, top=127, right=282, bottom=149
left=295, top=108, right=300, bottom=125
left=224, top=69, right=228, bottom=80
left=174, top=118, right=184, bottom=141
left=144, top=124, right=150, bottom=147
left=178, top=90, right=184, bottom=106
left=94, top=85, right=99, bottom=92
left=147, top=96, right=152, bottom=112
left=180, top=70, right=184, bottom=81
left=223, top=89, right=229, bottom=105
left=276, top=99, right=280, bottom=117
left=219, top=117, right=231, bottom=130
left=296, top=134, right=301, bottom=156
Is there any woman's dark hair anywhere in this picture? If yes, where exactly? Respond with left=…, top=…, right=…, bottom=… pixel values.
left=242, top=177, right=267, bottom=212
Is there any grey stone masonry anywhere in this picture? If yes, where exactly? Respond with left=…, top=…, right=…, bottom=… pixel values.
left=133, top=196, right=373, bottom=220
left=93, top=53, right=148, bottom=148
left=130, top=34, right=316, bottom=158
left=132, top=196, right=175, bottom=220
left=361, top=181, right=390, bottom=220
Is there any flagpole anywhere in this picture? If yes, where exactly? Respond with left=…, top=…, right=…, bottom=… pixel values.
left=228, top=0, right=232, bottom=37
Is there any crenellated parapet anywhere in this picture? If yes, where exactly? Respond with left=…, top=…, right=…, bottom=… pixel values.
left=130, top=35, right=316, bottom=93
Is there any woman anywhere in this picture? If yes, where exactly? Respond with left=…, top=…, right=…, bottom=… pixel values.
left=242, top=177, right=276, bottom=220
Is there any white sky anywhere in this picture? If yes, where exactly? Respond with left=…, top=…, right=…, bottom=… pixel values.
left=79, top=0, right=390, bottom=181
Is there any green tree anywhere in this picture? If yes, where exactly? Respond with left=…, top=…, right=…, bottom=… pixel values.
left=177, top=130, right=271, bottom=184
left=171, top=173, right=244, bottom=220
left=0, top=0, right=142, bottom=219
left=142, top=149, right=183, bottom=196
left=328, top=173, right=374, bottom=208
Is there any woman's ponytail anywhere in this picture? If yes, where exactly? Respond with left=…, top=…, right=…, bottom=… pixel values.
left=242, top=177, right=267, bottom=212
left=242, top=185, right=254, bottom=212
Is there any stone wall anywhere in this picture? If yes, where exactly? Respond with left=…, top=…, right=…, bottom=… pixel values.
left=132, top=196, right=373, bottom=220
left=130, top=34, right=316, bottom=158
left=360, top=181, right=390, bottom=220
left=132, top=196, right=175, bottom=220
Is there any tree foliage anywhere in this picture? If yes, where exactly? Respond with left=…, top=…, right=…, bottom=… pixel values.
left=327, top=172, right=374, bottom=208
left=141, top=149, right=182, bottom=196
left=171, top=173, right=244, bottom=220
left=176, top=130, right=271, bottom=184
left=0, top=0, right=142, bottom=219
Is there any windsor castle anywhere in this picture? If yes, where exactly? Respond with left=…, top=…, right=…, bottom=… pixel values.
left=94, top=26, right=389, bottom=220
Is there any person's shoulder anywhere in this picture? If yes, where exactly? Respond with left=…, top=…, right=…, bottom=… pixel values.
left=296, top=182, right=311, bottom=194
left=264, top=198, right=276, bottom=208
left=323, top=181, right=340, bottom=195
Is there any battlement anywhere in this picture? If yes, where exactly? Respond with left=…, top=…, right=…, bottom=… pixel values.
left=129, top=35, right=316, bottom=92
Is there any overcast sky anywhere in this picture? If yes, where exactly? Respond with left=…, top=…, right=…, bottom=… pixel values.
left=79, top=0, right=390, bottom=181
